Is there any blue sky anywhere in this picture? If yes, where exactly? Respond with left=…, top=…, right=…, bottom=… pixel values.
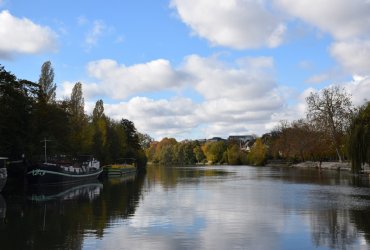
left=1, top=0, right=370, bottom=140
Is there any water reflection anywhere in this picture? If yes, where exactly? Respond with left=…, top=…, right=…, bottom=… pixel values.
left=0, top=195, right=5, bottom=223
left=117, top=166, right=370, bottom=250
left=0, top=171, right=146, bottom=250
left=145, top=165, right=231, bottom=188
left=1, top=166, right=370, bottom=249
left=27, top=181, right=103, bottom=202
left=311, top=209, right=358, bottom=249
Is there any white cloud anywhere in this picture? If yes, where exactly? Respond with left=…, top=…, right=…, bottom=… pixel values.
left=184, top=55, right=285, bottom=137
left=170, top=0, right=286, bottom=49
left=85, top=20, right=107, bottom=49
left=78, top=55, right=288, bottom=139
left=171, top=0, right=370, bottom=77
left=344, top=75, right=370, bottom=106
left=183, top=55, right=276, bottom=100
left=330, top=40, right=370, bottom=76
left=304, top=68, right=346, bottom=84
left=56, top=81, right=75, bottom=100
left=103, top=97, right=199, bottom=140
left=275, top=0, right=370, bottom=76
left=99, top=174, right=287, bottom=250
left=72, top=54, right=370, bottom=140
left=305, top=74, right=330, bottom=84
left=0, top=10, right=57, bottom=59
left=86, top=59, right=187, bottom=100
left=275, top=0, right=370, bottom=40
left=77, top=15, right=88, bottom=26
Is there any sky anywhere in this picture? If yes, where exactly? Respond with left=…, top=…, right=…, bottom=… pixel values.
left=1, top=0, right=370, bottom=141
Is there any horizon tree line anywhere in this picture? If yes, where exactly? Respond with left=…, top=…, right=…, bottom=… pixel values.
left=146, top=86, right=369, bottom=173
left=1, top=61, right=368, bottom=172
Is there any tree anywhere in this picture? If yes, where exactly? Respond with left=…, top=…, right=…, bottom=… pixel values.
left=0, top=66, right=35, bottom=158
left=68, top=82, right=88, bottom=155
left=38, top=61, right=56, bottom=103
left=138, top=133, right=153, bottom=149
left=120, top=118, right=140, bottom=151
left=146, top=142, right=158, bottom=163
left=69, top=82, right=84, bottom=118
left=193, top=145, right=205, bottom=163
left=92, top=99, right=105, bottom=122
left=227, top=144, right=241, bottom=165
left=248, top=138, right=266, bottom=166
left=160, top=145, right=174, bottom=165
left=154, top=138, right=177, bottom=164
left=203, top=141, right=227, bottom=164
left=348, top=102, right=370, bottom=173
left=306, top=86, right=353, bottom=162
left=92, top=99, right=108, bottom=163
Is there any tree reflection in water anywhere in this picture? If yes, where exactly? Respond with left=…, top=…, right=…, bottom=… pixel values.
left=0, top=171, right=146, bottom=250
left=1, top=166, right=370, bottom=249
left=311, top=209, right=358, bottom=248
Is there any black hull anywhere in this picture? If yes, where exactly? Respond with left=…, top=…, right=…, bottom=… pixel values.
left=0, top=178, right=6, bottom=192
left=26, top=165, right=103, bottom=186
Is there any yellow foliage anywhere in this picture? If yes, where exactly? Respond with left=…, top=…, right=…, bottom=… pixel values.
left=248, top=138, right=266, bottom=166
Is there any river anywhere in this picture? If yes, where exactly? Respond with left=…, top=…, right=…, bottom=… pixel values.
left=1, top=165, right=370, bottom=250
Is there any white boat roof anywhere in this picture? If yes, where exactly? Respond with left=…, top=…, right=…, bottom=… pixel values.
left=0, top=157, right=7, bottom=160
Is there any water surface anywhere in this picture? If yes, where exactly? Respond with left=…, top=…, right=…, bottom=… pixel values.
left=1, top=166, right=370, bottom=249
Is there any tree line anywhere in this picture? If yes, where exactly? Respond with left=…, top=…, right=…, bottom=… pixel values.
left=146, top=85, right=370, bottom=173
left=0, top=62, right=147, bottom=168
left=1, top=61, right=368, bottom=172
left=266, top=85, right=369, bottom=173
left=145, top=137, right=266, bottom=166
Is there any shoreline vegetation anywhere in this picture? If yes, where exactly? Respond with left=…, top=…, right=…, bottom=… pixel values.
left=1, top=62, right=370, bottom=175
left=145, top=86, right=370, bottom=174
left=149, top=160, right=353, bottom=171
left=149, top=160, right=370, bottom=176
left=0, top=62, right=148, bottom=170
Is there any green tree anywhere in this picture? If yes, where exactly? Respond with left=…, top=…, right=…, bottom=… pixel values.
left=160, top=145, right=174, bottom=165
left=154, top=138, right=177, bottom=163
left=227, top=144, right=241, bottom=165
left=68, top=82, right=89, bottom=155
left=183, top=142, right=196, bottom=164
left=203, top=141, right=227, bottom=164
left=0, top=66, right=35, bottom=158
left=119, top=119, right=147, bottom=168
left=92, top=99, right=108, bottom=164
left=248, top=138, right=266, bottom=166
left=38, top=61, right=56, bottom=104
left=193, top=145, right=206, bottom=163
left=146, top=141, right=158, bottom=163
left=138, top=133, right=153, bottom=149
left=348, top=102, right=370, bottom=173
left=120, top=119, right=140, bottom=151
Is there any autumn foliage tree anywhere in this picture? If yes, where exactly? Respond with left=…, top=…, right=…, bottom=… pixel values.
left=248, top=138, right=266, bottom=166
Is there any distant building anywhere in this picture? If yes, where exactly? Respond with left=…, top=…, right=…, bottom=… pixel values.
left=207, top=137, right=225, bottom=142
left=228, top=135, right=256, bottom=151
left=197, top=139, right=207, bottom=144
left=228, top=135, right=255, bottom=142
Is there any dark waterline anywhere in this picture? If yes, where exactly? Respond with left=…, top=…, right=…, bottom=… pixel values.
left=1, top=166, right=370, bottom=250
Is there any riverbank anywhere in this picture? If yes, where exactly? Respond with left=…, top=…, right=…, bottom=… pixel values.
left=290, top=161, right=351, bottom=171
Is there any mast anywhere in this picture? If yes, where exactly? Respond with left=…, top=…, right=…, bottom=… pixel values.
left=41, top=138, right=52, bottom=163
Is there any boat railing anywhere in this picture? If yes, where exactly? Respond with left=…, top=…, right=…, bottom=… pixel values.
left=114, top=158, right=137, bottom=166
left=0, top=157, right=8, bottom=169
